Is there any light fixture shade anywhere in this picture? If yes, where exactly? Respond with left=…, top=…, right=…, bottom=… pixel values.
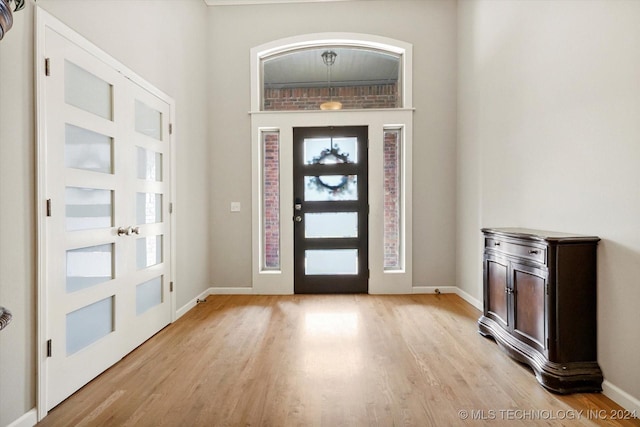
left=320, top=101, right=343, bottom=110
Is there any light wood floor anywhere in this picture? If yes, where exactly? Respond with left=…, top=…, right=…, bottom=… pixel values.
left=38, top=294, right=639, bottom=426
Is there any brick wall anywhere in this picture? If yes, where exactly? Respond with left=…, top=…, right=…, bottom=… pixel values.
left=263, top=133, right=280, bottom=269
left=384, top=130, right=401, bottom=269
left=263, top=83, right=399, bottom=110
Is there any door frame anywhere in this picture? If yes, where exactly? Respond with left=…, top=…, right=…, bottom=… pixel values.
left=293, top=126, right=369, bottom=294
left=251, top=109, right=413, bottom=295
left=35, top=8, right=177, bottom=420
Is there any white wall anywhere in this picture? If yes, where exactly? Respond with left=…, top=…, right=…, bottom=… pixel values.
left=208, top=0, right=459, bottom=290
left=458, top=0, right=640, bottom=409
left=0, top=5, right=37, bottom=425
left=0, top=1, right=210, bottom=424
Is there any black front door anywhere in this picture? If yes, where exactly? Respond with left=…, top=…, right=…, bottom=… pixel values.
left=293, top=126, right=368, bottom=293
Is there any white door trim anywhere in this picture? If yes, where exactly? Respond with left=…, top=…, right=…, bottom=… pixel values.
left=35, top=7, right=176, bottom=420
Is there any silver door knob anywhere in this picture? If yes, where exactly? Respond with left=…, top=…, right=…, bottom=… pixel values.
left=117, top=226, right=132, bottom=236
left=294, top=215, right=302, bottom=222
left=131, top=226, right=140, bottom=235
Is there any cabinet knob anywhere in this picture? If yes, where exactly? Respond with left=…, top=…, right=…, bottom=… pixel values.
left=494, top=242, right=501, bottom=246
left=529, top=249, right=539, bottom=254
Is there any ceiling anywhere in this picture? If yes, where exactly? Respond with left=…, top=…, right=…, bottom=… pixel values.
left=263, top=47, right=400, bottom=88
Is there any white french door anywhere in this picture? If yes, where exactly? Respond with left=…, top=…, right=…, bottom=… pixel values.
left=38, top=17, right=174, bottom=412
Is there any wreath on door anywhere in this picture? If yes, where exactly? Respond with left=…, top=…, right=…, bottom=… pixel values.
left=307, top=146, right=356, bottom=195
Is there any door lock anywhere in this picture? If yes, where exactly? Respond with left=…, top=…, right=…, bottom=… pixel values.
left=294, top=215, right=302, bottom=222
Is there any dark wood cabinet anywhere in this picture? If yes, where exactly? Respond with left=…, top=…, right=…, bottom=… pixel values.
left=478, top=227, right=603, bottom=394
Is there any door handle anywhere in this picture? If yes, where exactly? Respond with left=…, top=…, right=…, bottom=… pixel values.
left=117, top=226, right=139, bottom=236
left=294, top=215, right=302, bottom=223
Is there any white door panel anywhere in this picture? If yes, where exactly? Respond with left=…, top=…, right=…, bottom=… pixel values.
left=40, top=25, right=173, bottom=412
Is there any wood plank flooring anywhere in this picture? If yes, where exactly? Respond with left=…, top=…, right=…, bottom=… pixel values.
left=38, top=294, right=639, bottom=426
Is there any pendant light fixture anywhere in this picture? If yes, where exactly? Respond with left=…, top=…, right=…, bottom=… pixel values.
left=320, top=50, right=342, bottom=111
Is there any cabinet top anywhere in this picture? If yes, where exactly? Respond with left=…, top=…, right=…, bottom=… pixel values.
left=482, top=227, right=600, bottom=243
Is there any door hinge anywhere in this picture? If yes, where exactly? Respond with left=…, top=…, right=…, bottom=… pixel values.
left=169, top=123, right=173, bottom=135
left=46, top=339, right=52, bottom=357
left=368, top=269, right=370, bottom=279
left=170, top=281, right=174, bottom=292
left=546, top=283, right=549, bottom=295
left=546, top=337, right=550, bottom=349
left=46, top=199, right=52, bottom=217
left=45, top=58, right=50, bottom=76
left=169, top=203, right=173, bottom=214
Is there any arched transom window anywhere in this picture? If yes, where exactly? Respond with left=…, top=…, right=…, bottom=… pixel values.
left=261, top=47, right=402, bottom=111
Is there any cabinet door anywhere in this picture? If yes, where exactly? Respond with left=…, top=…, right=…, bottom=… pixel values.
left=484, top=256, right=509, bottom=329
left=512, top=263, right=547, bottom=355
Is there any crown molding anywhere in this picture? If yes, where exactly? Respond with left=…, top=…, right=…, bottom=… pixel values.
left=205, top=0, right=358, bottom=6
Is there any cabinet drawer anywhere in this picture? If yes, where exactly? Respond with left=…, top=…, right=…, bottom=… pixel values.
left=485, top=238, right=546, bottom=265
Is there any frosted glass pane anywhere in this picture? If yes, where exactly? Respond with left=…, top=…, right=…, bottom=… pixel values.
left=136, top=193, right=162, bottom=224
left=65, top=60, right=112, bottom=120
left=135, top=100, right=162, bottom=140
left=66, top=244, right=113, bottom=293
left=304, top=175, right=358, bottom=201
left=65, top=124, right=112, bottom=173
left=66, top=296, right=113, bottom=355
left=137, top=146, right=163, bottom=181
left=304, top=137, right=357, bottom=165
left=66, top=187, right=112, bottom=231
left=305, top=212, right=358, bottom=238
left=137, top=235, right=163, bottom=269
left=306, top=249, right=358, bottom=275
left=136, top=276, right=162, bottom=315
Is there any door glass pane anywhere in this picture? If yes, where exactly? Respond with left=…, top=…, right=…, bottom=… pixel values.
left=304, top=137, right=357, bottom=164
left=137, top=235, right=163, bottom=269
left=66, top=244, right=114, bottom=293
left=65, top=124, right=112, bottom=174
left=306, top=249, right=358, bottom=275
left=136, top=276, right=163, bottom=315
left=135, top=100, right=162, bottom=140
left=262, top=131, right=280, bottom=270
left=384, top=128, right=402, bottom=270
left=305, top=212, right=357, bottom=238
left=304, top=175, right=357, bottom=201
left=137, top=146, right=163, bottom=181
left=66, top=187, right=113, bottom=231
left=65, top=60, right=112, bottom=120
left=136, top=193, right=162, bottom=224
left=66, top=296, right=114, bottom=355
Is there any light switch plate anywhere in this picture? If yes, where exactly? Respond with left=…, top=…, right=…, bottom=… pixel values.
left=230, top=202, right=241, bottom=212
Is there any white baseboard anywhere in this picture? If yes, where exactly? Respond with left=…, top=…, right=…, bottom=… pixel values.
left=454, top=287, right=482, bottom=311
left=208, top=287, right=255, bottom=295
left=7, top=408, right=37, bottom=427
left=603, top=380, right=640, bottom=414
left=412, top=285, right=457, bottom=294
left=175, top=287, right=216, bottom=319
left=175, top=286, right=256, bottom=318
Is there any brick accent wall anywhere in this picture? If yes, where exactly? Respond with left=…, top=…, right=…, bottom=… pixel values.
left=383, top=130, right=401, bottom=269
left=263, top=132, right=280, bottom=269
left=263, top=83, right=399, bottom=111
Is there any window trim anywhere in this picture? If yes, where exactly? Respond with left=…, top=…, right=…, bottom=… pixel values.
left=250, top=34, right=413, bottom=295
left=250, top=33, right=413, bottom=112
